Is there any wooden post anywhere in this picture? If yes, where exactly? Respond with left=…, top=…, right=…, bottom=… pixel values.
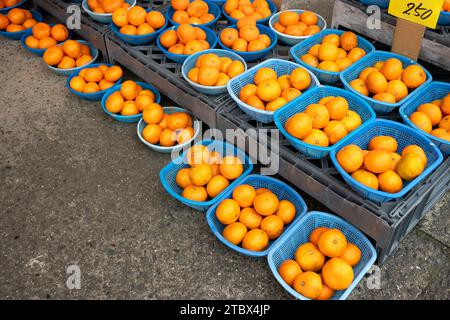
left=391, top=18, right=426, bottom=61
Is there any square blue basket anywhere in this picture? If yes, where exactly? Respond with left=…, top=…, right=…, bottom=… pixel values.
left=290, top=29, right=376, bottom=84
left=330, top=119, right=443, bottom=203
left=340, top=50, right=433, bottom=114
left=399, top=81, right=450, bottom=156
left=273, top=85, right=377, bottom=159
left=206, top=174, right=308, bottom=257
left=159, top=140, right=253, bottom=211
left=267, top=211, right=377, bottom=300
left=227, top=58, right=320, bottom=124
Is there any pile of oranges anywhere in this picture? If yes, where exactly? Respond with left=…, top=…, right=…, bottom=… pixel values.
left=160, top=23, right=210, bottom=55
left=408, top=94, right=450, bottom=141
left=285, top=96, right=361, bottom=147
left=278, top=227, right=360, bottom=299
left=273, top=10, right=321, bottom=37
left=220, top=22, right=271, bottom=53
left=443, top=0, right=450, bottom=12
left=239, top=67, right=311, bottom=112
left=300, top=31, right=366, bottom=72
left=0, top=8, right=36, bottom=33
left=176, top=145, right=244, bottom=201
left=349, top=58, right=427, bottom=103
left=216, top=185, right=296, bottom=252
left=25, top=23, right=69, bottom=50
left=0, top=0, right=22, bottom=9
left=43, top=40, right=94, bottom=69
left=112, top=6, right=166, bottom=36
left=170, top=0, right=215, bottom=25
left=141, top=108, right=195, bottom=147
left=187, top=52, right=245, bottom=87
left=337, top=137, right=428, bottom=193
left=224, top=0, right=272, bottom=21
left=87, top=0, right=130, bottom=13
left=70, top=64, right=123, bottom=93
left=105, top=80, right=157, bottom=116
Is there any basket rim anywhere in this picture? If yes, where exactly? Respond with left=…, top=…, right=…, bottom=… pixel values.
left=273, top=85, right=377, bottom=152
left=0, top=10, right=43, bottom=35
left=226, top=58, right=320, bottom=116
left=329, top=119, right=444, bottom=200
left=340, top=50, right=434, bottom=107
left=267, top=210, right=377, bottom=300
left=206, top=174, right=308, bottom=257
left=0, top=0, right=26, bottom=12
left=82, top=0, right=137, bottom=17
left=268, top=9, right=327, bottom=41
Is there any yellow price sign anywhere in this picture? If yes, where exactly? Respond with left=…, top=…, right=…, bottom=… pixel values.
left=388, top=0, right=444, bottom=29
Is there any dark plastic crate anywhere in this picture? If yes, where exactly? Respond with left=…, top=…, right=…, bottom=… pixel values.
left=216, top=99, right=450, bottom=264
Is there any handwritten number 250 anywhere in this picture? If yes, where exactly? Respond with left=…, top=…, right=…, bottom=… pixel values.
left=402, top=2, right=433, bottom=20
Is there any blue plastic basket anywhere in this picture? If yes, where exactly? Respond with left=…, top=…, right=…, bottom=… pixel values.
left=208, top=0, right=226, bottom=4
left=181, top=49, right=247, bottom=95
left=100, top=81, right=161, bottom=123
left=156, top=25, right=218, bottom=63
left=66, top=63, right=123, bottom=101
left=267, top=211, right=377, bottom=300
left=330, top=119, right=443, bottom=203
left=268, top=10, right=327, bottom=46
left=340, top=51, right=433, bottom=114
left=217, top=24, right=277, bottom=62
left=439, top=11, right=450, bottom=26
left=46, top=40, right=99, bottom=76
left=290, top=29, right=376, bottom=84
left=359, top=0, right=389, bottom=9
left=166, top=0, right=221, bottom=28
left=0, top=10, right=42, bottom=40
left=274, top=85, right=377, bottom=159
left=227, top=58, right=320, bottom=123
left=159, top=140, right=254, bottom=211
left=20, top=24, right=73, bottom=56
left=82, top=0, right=136, bottom=24
left=137, top=106, right=201, bottom=153
left=399, top=81, right=450, bottom=156
left=206, top=174, right=308, bottom=257
left=0, top=0, right=26, bottom=13
left=222, top=0, right=277, bottom=25
left=110, top=8, right=168, bottom=45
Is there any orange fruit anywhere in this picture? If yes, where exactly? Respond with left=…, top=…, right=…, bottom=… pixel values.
left=84, top=67, right=103, bottom=82
left=439, top=115, right=450, bottom=130
left=168, top=43, right=185, bottom=54
left=401, top=65, right=426, bottom=89
left=322, top=33, right=340, bottom=46
left=366, top=71, right=388, bottom=94
left=285, top=113, right=313, bottom=139
left=63, top=39, right=82, bottom=59
left=135, top=94, right=153, bottom=111
left=160, top=29, right=178, bottom=48
left=273, top=21, right=285, bottom=33
left=317, top=228, right=348, bottom=258
left=301, top=53, right=319, bottom=68
left=112, top=7, right=129, bottom=27
left=396, top=153, right=425, bottom=181
left=146, top=10, right=165, bottom=29
left=417, top=103, right=442, bottom=126
left=319, top=96, right=334, bottom=105
left=227, top=60, right=245, bottom=78
left=239, top=207, right=262, bottom=229
left=373, top=92, right=396, bottom=103
left=351, top=169, right=379, bottom=189
left=380, top=58, right=403, bottom=81
left=187, top=0, right=209, bottom=18
left=189, top=163, right=213, bottom=186
left=69, top=76, right=86, bottom=92
left=197, top=66, right=219, bottom=86
left=246, top=95, right=265, bottom=110
left=38, top=37, right=57, bottom=49
left=278, top=259, right=302, bottom=286
left=239, top=84, right=257, bottom=102
left=199, top=53, right=221, bottom=69
left=57, top=56, right=76, bottom=69
left=142, top=124, right=162, bottom=145
left=220, top=57, right=233, bottom=73
left=281, top=88, right=302, bottom=102
left=276, top=200, right=296, bottom=225
left=120, top=100, right=140, bottom=116
left=224, top=0, right=239, bottom=14
left=167, top=112, right=190, bottom=130
left=260, top=215, right=284, bottom=240
left=186, top=145, right=210, bottom=166
left=318, top=61, right=339, bottom=72
left=184, top=40, right=203, bottom=55
left=350, top=79, right=369, bottom=96
left=290, top=67, right=311, bottom=91
left=236, top=16, right=256, bottom=29
left=182, top=185, right=208, bottom=201
left=322, top=258, right=354, bottom=291
left=336, top=145, right=364, bottom=173
left=75, top=55, right=93, bottom=67
left=239, top=24, right=260, bottom=42
left=279, top=11, right=299, bottom=26
left=284, top=23, right=306, bottom=36
left=336, top=57, right=353, bottom=71
left=339, top=243, right=361, bottom=267
left=103, top=0, right=123, bottom=13
left=378, top=170, right=403, bottom=193
left=364, top=149, right=392, bottom=174
left=315, top=283, right=335, bottom=300
left=32, top=22, right=51, bottom=39
left=127, top=6, right=147, bottom=26
left=160, top=128, right=177, bottom=146
left=172, top=10, right=189, bottom=24
left=120, top=24, right=137, bottom=35
left=0, top=14, right=10, bottom=30
left=257, top=79, right=281, bottom=102
left=369, top=136, right=398, bottom=152
left=172, top=0, right=189, bottom=11
left=318, top=42, right=338, bottom=61
left=219, top=156, right=243, bottom=180
left=359, top=67, right=378, bottom=82
left=176, top=127, right=194, bottom=144
left=104, top=65, right=123, bottom=82
left=253, top=191, right=279, bottom=216
left=223, top=222, right=247, bottom=245
left=323, top=120, right=348, bottom=145
left=247, top=39, right=266, bottom=52
left=304, top=104, right=330, bottom=130
left=308, top=44, right=321, bottom=57
left=200, top=13, right=215, bottom=24
left=340, top=110, right=362, bottom=132
left=410, top=111, right=433, bottom=133
left=193, top=26, right=206, bottom=40
left=441, top=94, right=450, bottom=114
left=254, top=67, right=277, bottom=85
left=242, top=228, right=269, bottom=251
left=231, top=38, right=248, bottom=51
left=339, top=31, right=357, bottom=51
left=387, top=79, right=408, bottom=102
left=7, top=8, right=25, bottom=24
left=309, top=227, right=329, bottom=246
left=22, top=18, right=36, bottom=29
left=293, top=271, right=323, bottom=300
left=266, top=97, right=287, bottom=111
left=401, top=145, right=427, bottom=167
left=137, top=23, right=155, bottom=35
left=294, top=242, right=325, bottom=272
left=51, top=24, right=69, bottom=42
left=347, top=47, right=366, bottom=62
left=302, top=129, right=329, bottom=147
left=431, top=128, right=450, bottom=141
left=300, top=10, right=318, bottom=26
left=176, top=168, right=192, bottom=189
left=389, top=152, right=402, bottom=171
left=120, top=80, right=138, bottom=101
left=232, top=184, right=256, bottom=208
left=324, top=97, right=348, bottom=121
left=25, top=35, right=39, bottom=48
left=105, top=91, right=124, bottom=113
left=142, top=103, right=164, bottom=124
